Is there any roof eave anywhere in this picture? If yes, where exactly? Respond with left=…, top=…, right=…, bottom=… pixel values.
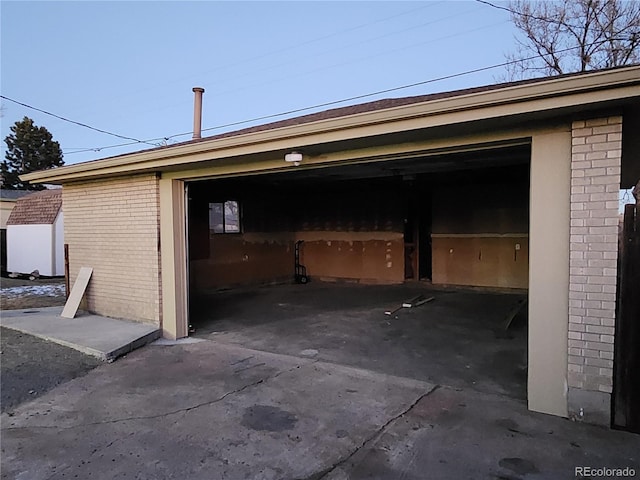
left=21, top=66, right=640, bottom=184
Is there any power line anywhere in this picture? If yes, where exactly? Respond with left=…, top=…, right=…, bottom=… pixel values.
left=474, top=0, right=601, bottom=31
left=0, top=95, right=160, bottom=148
left=62, top=41, right=620, bottom=157
left=86, top=2, right=454, bottom=125
left=200, top=2, right=441, bottom=80
left=208, top=19, right=507, bottom=106
left=168, top=45, right=579, bottom=139
left=56, top=3, right=440, bottom=123
left=63, top=138, right=166, bottom=154
left=20, top=2, right=484, bottom=155
left=475, top=0, right=531, bottom=18
left=200, top=5, right=487, bottom=103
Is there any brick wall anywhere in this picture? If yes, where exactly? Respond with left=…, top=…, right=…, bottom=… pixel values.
left=63, top=174, right=161, bottom=324
left=568, top=116, right=621, bottom=415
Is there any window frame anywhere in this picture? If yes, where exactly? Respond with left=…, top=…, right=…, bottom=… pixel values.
left=208, top=200, right=242, bottom=235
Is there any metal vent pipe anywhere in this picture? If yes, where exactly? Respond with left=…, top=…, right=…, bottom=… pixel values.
left=192, top=87, right=205, bottom=139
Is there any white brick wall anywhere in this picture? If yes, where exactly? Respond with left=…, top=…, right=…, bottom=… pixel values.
left=568, top=116, right=621, bottom=394
left=62, top=174, right=161, bottom=324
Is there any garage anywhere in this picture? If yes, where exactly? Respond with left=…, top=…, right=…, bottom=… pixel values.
left=21, top=66, right=640, bottom=426
left=185, top=149, right=531, bottom=399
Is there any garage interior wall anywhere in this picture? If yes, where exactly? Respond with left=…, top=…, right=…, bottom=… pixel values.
left=62, top=174, right=162, bottom=324
left=188, top=160, right=529, bottom=292
left=431, top=180, right=529, bottom=289
left=188, top=178, right=406, bottom=292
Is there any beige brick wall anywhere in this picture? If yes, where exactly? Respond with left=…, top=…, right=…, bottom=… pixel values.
left=63, top=174, right=161, bottom=324
left=568, top=116, right=621, bottom=396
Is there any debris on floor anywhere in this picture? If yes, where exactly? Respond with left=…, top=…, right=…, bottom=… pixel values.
left=385, top=295, right=435, bottom=315
left=402, top=295, right=435, bottom=308
left=502, top=299, right=527, bottom=330
left=384, top=305, right=403, bottom=316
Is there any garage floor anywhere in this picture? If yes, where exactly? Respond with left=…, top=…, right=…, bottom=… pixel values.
left=190, top=282, right=528, bottom=400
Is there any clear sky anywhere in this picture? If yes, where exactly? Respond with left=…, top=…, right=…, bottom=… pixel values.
left=1, top=1, right=519, bottom=166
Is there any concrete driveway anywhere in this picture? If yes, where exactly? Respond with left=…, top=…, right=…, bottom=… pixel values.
left=2, top=338, right=639, bottom=480
left=0, top=327, right=100, bottom=413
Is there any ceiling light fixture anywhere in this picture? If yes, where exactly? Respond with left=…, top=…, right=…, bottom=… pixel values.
left=284, top=151, right=303, bottom=166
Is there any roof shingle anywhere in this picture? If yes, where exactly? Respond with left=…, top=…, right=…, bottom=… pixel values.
left=6, top=189, right=62, bottom=225
left=87, top=67, right=629, bottom=163
left=155, top=67, right=631, bottom=150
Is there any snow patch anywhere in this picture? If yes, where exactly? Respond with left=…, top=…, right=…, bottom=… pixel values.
left=0, top=284, right=66, bottom=298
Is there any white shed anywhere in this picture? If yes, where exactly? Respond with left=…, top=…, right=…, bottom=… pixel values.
left=6, top=189, right=64, bottom=277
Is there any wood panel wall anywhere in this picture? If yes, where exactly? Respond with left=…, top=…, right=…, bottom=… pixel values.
left=188, top=179, right=406, bottom=291
left=431, top=181, right=529, bottom=288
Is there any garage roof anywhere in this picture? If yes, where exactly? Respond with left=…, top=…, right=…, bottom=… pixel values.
left=6, top=189, right=62, bottom=225
left=21, top=65, right=640, bottom=185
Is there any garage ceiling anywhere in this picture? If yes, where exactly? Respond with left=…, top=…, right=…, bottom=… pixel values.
left=207, top=143, right=532, bottom=186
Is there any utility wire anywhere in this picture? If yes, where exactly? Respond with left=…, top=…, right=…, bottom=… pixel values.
left=6, top=3, right=629, bottom=158
left=166, top=43, right=594, bottom=139
left=92, top=3, right=452, bottom=124
left=475, top=0, right=535, bottom=18
left=62, top=40, right=624, bottom=156
left=208, top=19, right=506, bottom=106
left=475, top=0, right=599, bottom=31
left=13, top=4, right=481, bottom=154
left=60, top=3, right=439, bottom=123
left=201, top=5, right=485, bottom=102
left=63, top=138, right=168, bottom=154
left=200, top=2, right=441, bottom=80
left=0, top=95, right=160, bottom=148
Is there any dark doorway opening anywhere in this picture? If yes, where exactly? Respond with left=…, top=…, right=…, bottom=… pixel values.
left=404, top=190, right=417, bottom=281
left=418, top=189, right=433, bottom=281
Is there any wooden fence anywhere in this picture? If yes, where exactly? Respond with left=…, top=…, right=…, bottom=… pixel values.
left=613, top=203, right=640, bottom=432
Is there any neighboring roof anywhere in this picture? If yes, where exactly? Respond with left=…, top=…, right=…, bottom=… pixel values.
left=0, top=189, right=32, bottom=201
left=6, top=189, right=62, bottom=225
left=21, top=65, right=640, bottom=184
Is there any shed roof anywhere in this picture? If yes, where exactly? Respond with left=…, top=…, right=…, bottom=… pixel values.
left=6, top=189, right=62, bottom=225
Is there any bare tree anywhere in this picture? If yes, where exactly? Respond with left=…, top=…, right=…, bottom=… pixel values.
left=505, top=0, right=640, bottom=79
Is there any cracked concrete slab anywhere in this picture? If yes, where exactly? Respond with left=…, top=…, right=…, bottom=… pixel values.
left=3, top=337, right=639, bottom=479
left=323, top=386, right=640, bottom=480
left=1, top=340, right=435, bottom=480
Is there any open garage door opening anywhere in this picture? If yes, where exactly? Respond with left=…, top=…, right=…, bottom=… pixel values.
left=185, top=143, right=531, bottom=400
